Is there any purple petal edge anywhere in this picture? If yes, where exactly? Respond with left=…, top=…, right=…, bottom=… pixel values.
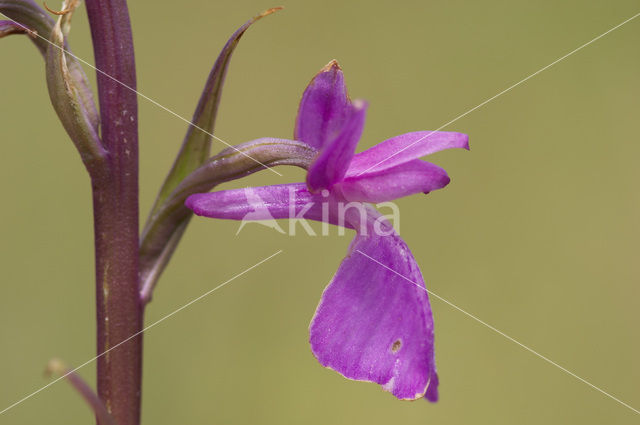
left=347, top=131, right=469, bottom=176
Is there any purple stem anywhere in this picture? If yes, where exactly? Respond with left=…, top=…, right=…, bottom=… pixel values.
left=84, top=1, right=142, bottom=424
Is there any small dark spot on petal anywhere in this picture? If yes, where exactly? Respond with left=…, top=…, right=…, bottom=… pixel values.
left=391, top=340, right=402, bottom=353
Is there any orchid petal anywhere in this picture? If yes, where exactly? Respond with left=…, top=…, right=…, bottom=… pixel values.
left=294, top=60, right=356, bottom=150
left=186, top=183, right=347, bottom=227
left=347, top=131, right=469, bottom=176
left=309, top=211, right=438, bottom=400
left=336, top=160, right=450, bottom=203
left=306, top=100, right=367, bottom=192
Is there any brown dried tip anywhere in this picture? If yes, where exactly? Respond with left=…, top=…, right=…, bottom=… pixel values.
left=43, top=1, right=73, bottom=15
left=322, top=59, right=342, bottom=72
left=258, top=6, right=284, bottom=19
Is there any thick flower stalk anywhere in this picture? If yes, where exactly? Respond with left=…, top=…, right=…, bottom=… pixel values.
left=186, top=61, right=469, bottom=400
left=83, top=0, right=142, bottom=423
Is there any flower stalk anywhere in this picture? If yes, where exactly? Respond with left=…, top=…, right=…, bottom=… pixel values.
left=84, top=0, right=141, bottom=424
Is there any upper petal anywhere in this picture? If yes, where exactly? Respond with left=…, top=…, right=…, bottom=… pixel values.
left=294, top=60, right=356, bottom=150
left=309, top=209, right=438, bottom=401
left=347, top=131, right=469, bottom=176
left=335, top=159, right=450, bottom=203
left=306, top=100, right=367, bottom=192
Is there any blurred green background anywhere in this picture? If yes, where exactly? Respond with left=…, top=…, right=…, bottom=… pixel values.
left=1, top=0, right=639, bottom=423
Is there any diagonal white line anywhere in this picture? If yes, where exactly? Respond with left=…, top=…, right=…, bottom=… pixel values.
left=356, top=11, right=640, bottom=176
left=0, top=250, right=283, bottom=416
left=355, top=249, right=640, bottom=415
left=0, top=12, right=283, bottom=176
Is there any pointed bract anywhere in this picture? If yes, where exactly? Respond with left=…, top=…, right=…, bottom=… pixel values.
left=139, top=8, right=284, bottom=303
left=151, top=7, right=283, bottom=212
left=45, top=0, right=106, bottom=170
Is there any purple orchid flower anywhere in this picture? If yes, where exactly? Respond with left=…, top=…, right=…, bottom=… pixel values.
left=186, top=61, right=469, bottom=401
